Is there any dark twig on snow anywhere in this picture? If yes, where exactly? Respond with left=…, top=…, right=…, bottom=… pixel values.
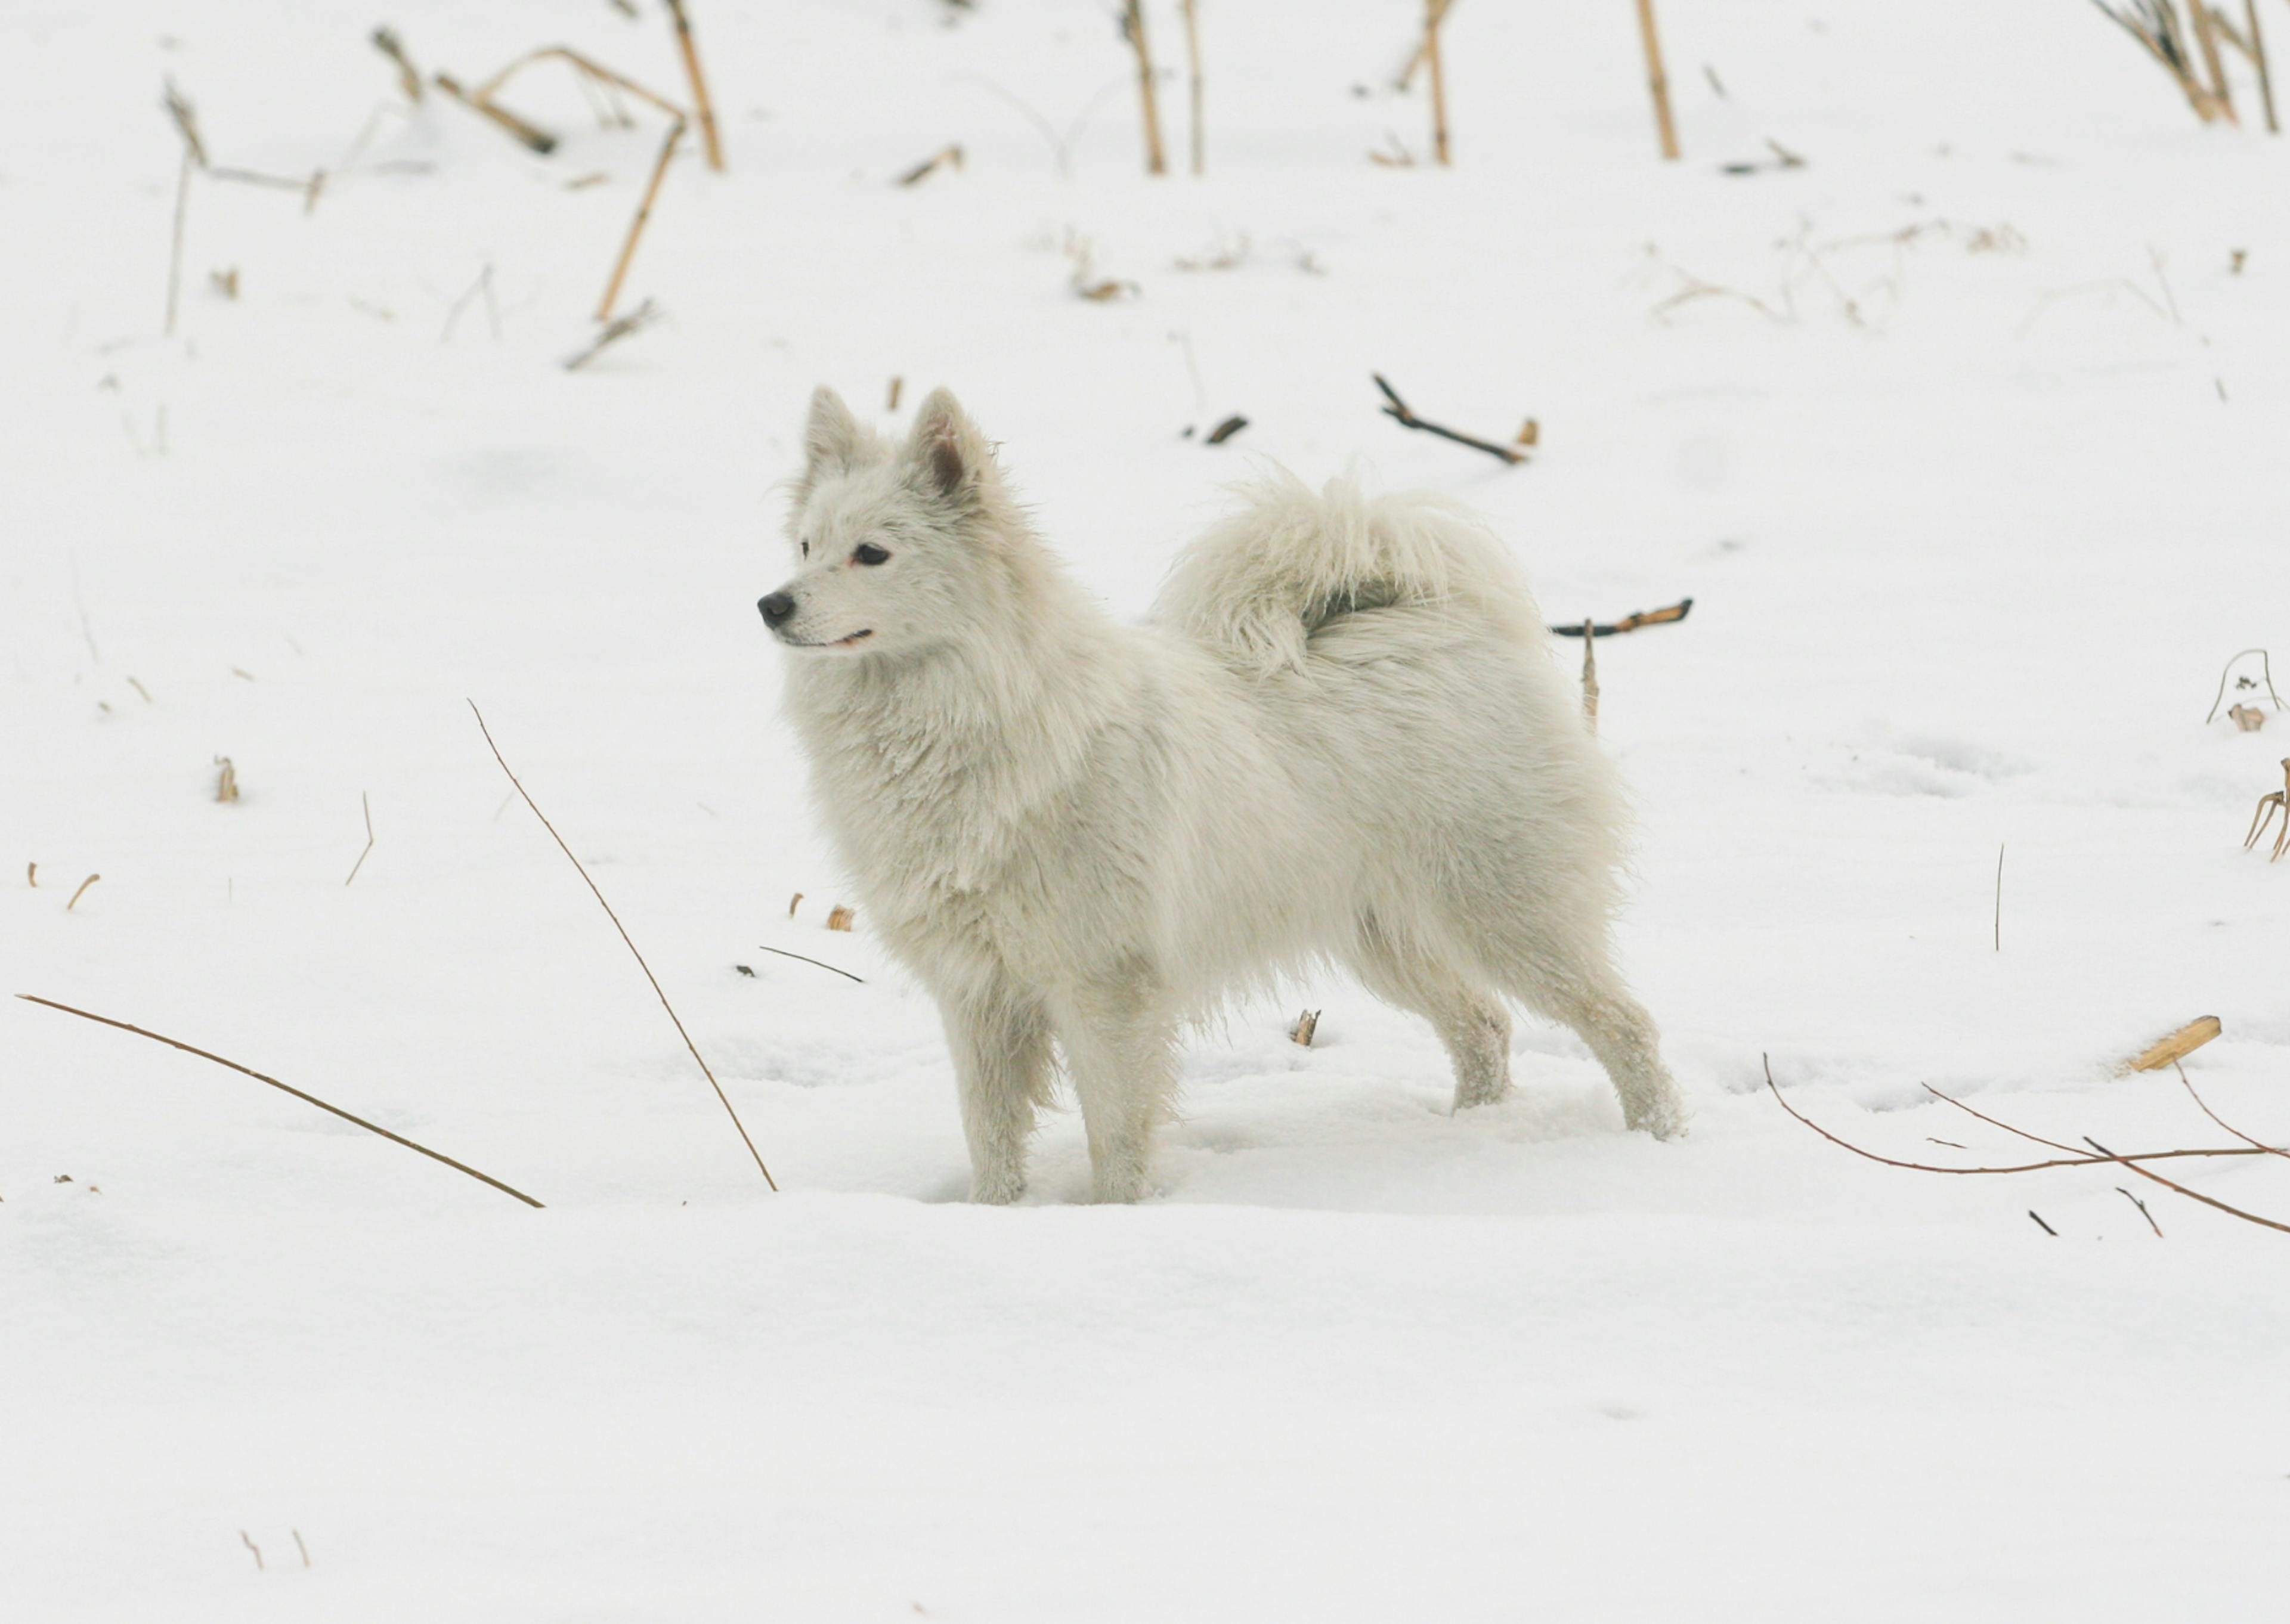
left=751, top=943, right=865, bottom=984
left=372, top=27, right=424, bottom=101
left=1548, top=599, right=1692, bottom=638
left=470, top=701, right=776, bottom=1191
left=2027, top=1209, right=2057, bottom=1235
left=2117, top=1185, right=2164, bottom=1235
left=563, top=298, right=659, bottom=370
left=15, top=994, right=546, bottom=1207
left=1372, top=374, right=1525, bottom=465
left=1204, top=414, right=1249, bottom=445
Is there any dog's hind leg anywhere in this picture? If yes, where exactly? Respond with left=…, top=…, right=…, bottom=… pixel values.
left=1349, top=914, right=1512, bottom=1110
left=1050, top=976, right=1178, bottom=1204
left=1499, top=949, right=1684, bottom=1139
left=943, top=985, right=1054, bottom=1204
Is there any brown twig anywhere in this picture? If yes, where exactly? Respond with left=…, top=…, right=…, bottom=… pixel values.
left=1120, top=0, right=1168, bottom=176
left=1548, top=599, right=1692, bottom=637
left=1372, top=373, right=1524, bottom=464
left=66, top=875, right=100, bottom=911
left=753, top=943, right=865, bottom=984
left=16, top=994, right=545, bottom=1207
left=1632, top=0, right=1682, bottom=160
left=2085, top=1137, right=2290, bottom=1232
left=2027, top=1209, right=2057, bottom=1235
left=1763, top=1058, right=2274, bottom=1174
left=2117, top=1185, right=2165, bottom=1235
left=1423, top=0, right=1452, bottom=165
left=2176, top=1062, right=2290, bottom=1163
left=1203, top=414, right=1248, bottom=445
left=663, top=1, right=724, bottom=170
left=469, top=701, right=776, bottom=1191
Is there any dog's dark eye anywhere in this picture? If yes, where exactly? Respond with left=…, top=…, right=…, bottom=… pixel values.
left=853, top=543, right=891, bottom=566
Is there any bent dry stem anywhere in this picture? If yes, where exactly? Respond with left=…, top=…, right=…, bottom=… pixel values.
left=469, top=701, right=778, bottom=1191
left=16, top=994, right=544, bottom=1207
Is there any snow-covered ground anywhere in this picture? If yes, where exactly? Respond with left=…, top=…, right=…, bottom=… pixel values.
left=5, top=1, right=2288, bottom=1616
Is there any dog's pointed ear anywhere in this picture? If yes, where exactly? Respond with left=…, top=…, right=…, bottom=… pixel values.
left=905, top=388, right=989, bottom=504
left=803, top=385, right=865, bottom=478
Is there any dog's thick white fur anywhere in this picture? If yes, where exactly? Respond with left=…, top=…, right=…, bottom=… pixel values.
left=763, top=386, right=1684, bottom=1202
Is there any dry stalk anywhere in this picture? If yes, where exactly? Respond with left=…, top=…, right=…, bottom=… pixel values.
left=469, top=701, right=776, bottom=1191
left=2244, top=758, right=2290, bottom=859
left=16, top=994, right=546, bottom=1207
left=66, top=875, right=100, bottom=911
left=1632, top=0, right=1682, bottom=160
left=1423, top=0, right=1452, bottom=165
left=827, top=905, right=856, bottom=932
left=26, top=863, right=36, bottom=887
left=788, top=891, right=804, bottom=918
left=1180, top=0, right=1205, bottom=175
left=2205, top=647, right=2283, bottom=722
left=2125, top=1015, right=2222, bottom=1073
left=1994, top=843, right=2004, bottom=952
left=1580, top=619, right=1599, bottom=732
left=753, top=943, right=864, bottom=984
left=1203, top=414, right=1248, bottom=445
left=1292, top=1009, right=1320, bottom=1046
left=2117, top=1185, right=2165, bottom=1235
left=215, top=757, right=240, bottom=803
left=895, top=144, right=964, bottom=185
left=663, top=1, right=725, bottom=170
left=2090, top=2, right=2234, bottom=122
left=162, top=80, right=206, bottom=339
left=2245, top=0, right=2280, bottom=132
left=344, top=792, right=376, bottom=887
left=563, top=297, right=660, bottom=370
left=372, top=27, right=423, bottom=101
left=2187, top=0, right=2239, bottom=118
left=456, top=48, right=692, bottom=321
left=1121, top=0, right=1168, bottom=176
left=434, top=74, right=559, bottom=152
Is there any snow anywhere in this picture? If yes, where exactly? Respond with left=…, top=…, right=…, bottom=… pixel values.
left=5, top=1, right=2288, bottom=1616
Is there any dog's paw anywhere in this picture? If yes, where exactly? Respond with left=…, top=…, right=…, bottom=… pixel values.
left=968, top=1168, right=1028, bottom=1205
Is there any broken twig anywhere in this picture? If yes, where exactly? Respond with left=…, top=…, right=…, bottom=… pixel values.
left=1548, top=599, right=1692, bottom=637
left=1372, top=373, right=1524, bottom=464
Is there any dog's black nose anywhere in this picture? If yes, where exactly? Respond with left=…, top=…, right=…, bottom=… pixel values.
left=758, top=591, right=796, bottom=626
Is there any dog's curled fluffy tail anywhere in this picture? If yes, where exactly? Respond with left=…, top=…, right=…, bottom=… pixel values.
left=1155, top=469, right=1549, bottom=677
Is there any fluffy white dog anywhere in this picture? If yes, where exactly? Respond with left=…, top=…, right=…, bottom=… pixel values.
left=762, top=386, right=1682, bottom=1202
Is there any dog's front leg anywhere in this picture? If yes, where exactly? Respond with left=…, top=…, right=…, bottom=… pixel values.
left=1052, top=982, right=1177, bottom=1204
left=942, top=988, right=1052, bottom=1204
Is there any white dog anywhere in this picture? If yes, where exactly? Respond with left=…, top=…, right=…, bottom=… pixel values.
left=762, top=386, right=1682, bottom=1202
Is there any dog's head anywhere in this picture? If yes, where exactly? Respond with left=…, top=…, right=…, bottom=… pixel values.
left=759, top=385, right=1002, bottom=659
